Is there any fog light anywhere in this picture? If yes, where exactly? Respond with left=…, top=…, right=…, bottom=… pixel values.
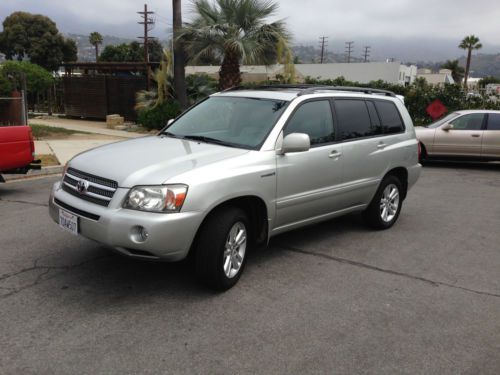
left=131, top=226, right=149, bottom=243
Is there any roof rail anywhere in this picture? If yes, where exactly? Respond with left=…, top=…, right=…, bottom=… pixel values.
left=223, top=84, right=397, bottom=97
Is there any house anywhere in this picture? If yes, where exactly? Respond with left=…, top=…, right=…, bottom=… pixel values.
left=417, top=68, right=455, bottom=86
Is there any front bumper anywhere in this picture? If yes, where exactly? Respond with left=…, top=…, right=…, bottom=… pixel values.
left=49, top=181, right=204, bottom=261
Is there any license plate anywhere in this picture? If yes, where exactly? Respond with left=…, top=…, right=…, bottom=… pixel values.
left=59, top=209, right=79, bottom=236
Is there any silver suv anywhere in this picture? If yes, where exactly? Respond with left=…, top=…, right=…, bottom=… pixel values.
left=49, top=86, right=421, bottom=290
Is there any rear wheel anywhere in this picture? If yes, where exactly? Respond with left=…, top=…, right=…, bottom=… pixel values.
left=363, top=175, right=403, bottom=230
left=194, top=207, right=249, bottom=291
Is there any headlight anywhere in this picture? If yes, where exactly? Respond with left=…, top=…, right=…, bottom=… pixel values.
left=123, top=185, right=188, bottom=213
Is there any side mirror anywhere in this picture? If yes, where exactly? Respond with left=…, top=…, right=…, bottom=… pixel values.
left=279, top=133, right=310, bottom=154
left=442, top=123, right=453, bottom=131
left=167, top=119, right=174, bottom=126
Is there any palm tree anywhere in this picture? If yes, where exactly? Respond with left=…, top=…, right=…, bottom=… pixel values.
left=441, top=59, right=465, bottom=83
left=459, top=35, right=482, bottom=89
left=173, top=0, right=188, bottom=108
left=89, top=32, right=103, bottom=62
left=179, top=0, right=291, bottom=90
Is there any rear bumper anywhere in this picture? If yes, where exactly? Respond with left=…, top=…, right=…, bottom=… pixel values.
left=49, top=181, right=204, bottom=261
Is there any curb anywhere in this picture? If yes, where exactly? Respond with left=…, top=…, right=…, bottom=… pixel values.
left=2, top=166, right=64, bottom=182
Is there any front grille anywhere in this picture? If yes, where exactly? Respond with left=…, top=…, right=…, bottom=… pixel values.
left=62, top=168, right=118, bottom=207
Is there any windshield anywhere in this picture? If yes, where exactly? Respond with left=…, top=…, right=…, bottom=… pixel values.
left=163, top=96, right=289, bottom=149
left=426, top=113, right=460, bottom=129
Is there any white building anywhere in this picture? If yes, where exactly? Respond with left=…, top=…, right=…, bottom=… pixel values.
left=294, top=61, right=417, bottom=86
left=186, top=61, right=418, bottom=86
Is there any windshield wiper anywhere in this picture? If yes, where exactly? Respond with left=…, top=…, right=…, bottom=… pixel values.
left=161, top=131, right=181, bottom=138
left=182, top=135, right=239, bottom=147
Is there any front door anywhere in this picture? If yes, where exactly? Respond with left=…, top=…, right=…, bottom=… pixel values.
left=433, top=113, right=485, bottom=157
left=275, top=99, right=343, bottom=229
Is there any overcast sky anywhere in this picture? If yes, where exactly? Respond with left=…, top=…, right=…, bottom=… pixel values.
left=1, top=0, right=500, bottom=57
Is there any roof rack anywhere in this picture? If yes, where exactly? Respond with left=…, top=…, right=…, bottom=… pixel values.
left=224, top=84, right=397, bottom=97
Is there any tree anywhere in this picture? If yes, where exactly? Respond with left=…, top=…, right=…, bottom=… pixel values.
left=99, top=41, right=162, bottom=62
left=147, top=39, right=164, bottom=62
left=89, top=32, right=103, bottom=62
left=0, top=12, right=77, bottom=71
left=459, top=35, right=482, bottom=89
left=0, top=61, right=53, bottom=93
left=441, top=59, right=465, bottom=83
left=173, top=0, right=188, bottom=109
left=179, top=0, right=291, bottom=90
left=62, top=38, right=78, bottom=63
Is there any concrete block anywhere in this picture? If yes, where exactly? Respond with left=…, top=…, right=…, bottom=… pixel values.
left=106, top=114, right=124, bottom=129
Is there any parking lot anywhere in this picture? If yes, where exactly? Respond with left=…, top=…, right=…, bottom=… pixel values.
left=1, top=164, right=499, bottom=374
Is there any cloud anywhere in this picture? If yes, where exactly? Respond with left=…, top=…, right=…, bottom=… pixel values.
left=1, top=0, right=499, bottom=46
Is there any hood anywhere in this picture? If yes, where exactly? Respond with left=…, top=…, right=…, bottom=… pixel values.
left=69, top=136, right=249, bottom=187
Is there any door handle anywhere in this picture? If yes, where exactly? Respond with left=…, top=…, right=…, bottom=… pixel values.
left=329, top=150, right=342, bottom=159
left=377, top=143, right=387, bottom=149
left=471, top=134, right=481, bottom=138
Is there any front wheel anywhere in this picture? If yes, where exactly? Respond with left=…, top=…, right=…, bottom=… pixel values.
left=363, top=175, right=403, bottom=230
left=194, top=207, right=249, bottom=291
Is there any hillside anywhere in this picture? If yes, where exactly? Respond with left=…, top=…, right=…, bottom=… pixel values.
left=458, top=53, right=500, bottom=78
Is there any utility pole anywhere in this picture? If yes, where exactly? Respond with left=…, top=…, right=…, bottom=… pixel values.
left=345, top=41, right=354, bottom=63
left=318, top=36, right=328, bottom=64
left=138, top=4, right=155, bottom=89
left=363, top=46, right=371, bottom=62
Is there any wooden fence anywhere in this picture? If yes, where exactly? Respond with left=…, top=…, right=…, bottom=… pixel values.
left=63, top=75, right=147, bottom=121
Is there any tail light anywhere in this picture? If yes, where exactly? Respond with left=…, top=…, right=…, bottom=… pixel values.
left=28, top=128, right=35, bottom=158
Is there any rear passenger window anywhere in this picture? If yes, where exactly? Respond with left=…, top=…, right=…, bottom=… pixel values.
left=335, top=100, right=380, bottom=140
left=374, top=101, right=405, bottom=134
left=487, top=114, right=500, bottom=130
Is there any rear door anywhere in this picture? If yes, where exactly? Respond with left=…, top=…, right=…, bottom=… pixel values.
left=332, top=99, right=391, bottom=207
left=275, top=99, right=343, bottom=228
left=433, top=113, right=485, bottom=157
left=481, top=113, right=500, bottom=159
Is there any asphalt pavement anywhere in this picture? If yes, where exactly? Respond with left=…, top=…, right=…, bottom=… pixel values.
left=0, top=163, right=499, bottom=374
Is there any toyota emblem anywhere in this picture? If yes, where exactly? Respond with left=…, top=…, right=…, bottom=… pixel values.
left=76, top=180, right=89, bottom=194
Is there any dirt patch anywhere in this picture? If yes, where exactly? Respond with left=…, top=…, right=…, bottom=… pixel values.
left=35, top=154, right=60, bottom=167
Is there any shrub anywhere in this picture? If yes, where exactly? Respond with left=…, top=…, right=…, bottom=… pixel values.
left=136, top=101, right=181, bottom=130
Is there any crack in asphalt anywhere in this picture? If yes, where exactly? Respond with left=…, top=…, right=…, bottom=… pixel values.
left=0, top=255, right=110, bottom=299
left=277, top=245, right=500, bottom=299
left=0, top=198, right=48, bottom=207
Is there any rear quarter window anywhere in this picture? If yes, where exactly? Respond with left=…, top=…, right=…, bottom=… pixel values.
left=374, top=101, right=405, bottom=134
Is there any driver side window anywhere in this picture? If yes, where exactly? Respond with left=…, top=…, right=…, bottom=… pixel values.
left=450, top=114, right=485, bottom=130
left=284, top=100, right=335, bottom=145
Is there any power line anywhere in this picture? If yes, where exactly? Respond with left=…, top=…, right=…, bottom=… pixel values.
left=318, top=36, right=328, bottom=64
left=363, top=46, right=371, bottom=62
left=345, top=41, right=354, bottom=63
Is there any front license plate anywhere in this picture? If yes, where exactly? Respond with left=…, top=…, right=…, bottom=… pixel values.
left=59, top=209, right=79, bottom=236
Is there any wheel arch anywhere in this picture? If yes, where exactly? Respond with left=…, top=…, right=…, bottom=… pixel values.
left=189, top=195, right=270, bottom=257
left=384, top=167, right=408, bottom=200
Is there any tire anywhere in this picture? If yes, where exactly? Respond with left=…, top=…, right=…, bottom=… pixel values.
left=363, top=175, right=403, bottom=230
left=194, top=207, right=250, bottom=291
